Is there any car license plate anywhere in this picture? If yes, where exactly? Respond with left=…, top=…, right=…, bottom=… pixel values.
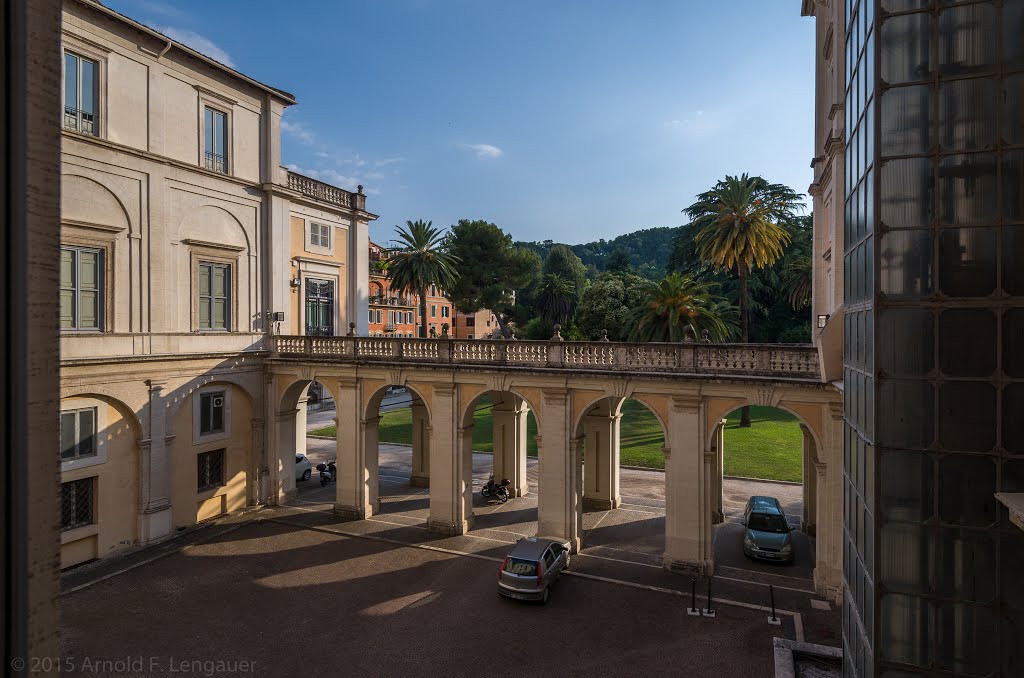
left=503, top=590, right=530, bottom=600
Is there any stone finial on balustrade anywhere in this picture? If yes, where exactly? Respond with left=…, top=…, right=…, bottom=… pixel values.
left=441, top=323, right=450, bottom=337
left=347, top=322, right=357, bottom=337
left=683, top=325, right=695, bottom=343
left=700, top=329, right=711, bottom=343
left=600, top=329, right=610, bottom=342
left=551, top=324, right=564, bottom=341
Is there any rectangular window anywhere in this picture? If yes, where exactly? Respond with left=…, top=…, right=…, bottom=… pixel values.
left=376, top=310, right=382, bottom=323
left=431, top=305, right=437, bottom=318
left=198, top=262, right=230, bottom=330
left=64, top=51, right=99, bottom=135
left=199, top=391, right=225, bottom=436
left=442, top=306, right=450, bottom=318
left=204, top=106, right=228, bottom=173
left=368, top=309, right=374, bottom=323
left=310, top=222, right=330, bottom=248
left=60, top=408, right=97, bottom=461
left=60, top=246, right=103, bottom=330
left=430, top=285, right=437, bottom=296
left=61, top=478, right=95, bottom=531
left=197, top=449, right=225, bottom=491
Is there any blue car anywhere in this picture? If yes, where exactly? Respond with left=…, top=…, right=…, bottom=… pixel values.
left=741, top=496, right=794, bottom=563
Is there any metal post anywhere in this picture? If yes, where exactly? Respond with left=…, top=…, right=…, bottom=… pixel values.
left=687, top=579, right=700, bottom=616
left=703, top=579, right=716, bottom=618
left=768, top=584, right=781, bottom=625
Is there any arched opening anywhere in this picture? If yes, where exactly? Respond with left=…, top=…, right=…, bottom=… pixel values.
left=460, top=390, right=539, bottom=538
left=575, top=396, right=669, bottom=565
left=279, top=379, right=338, bottom=501
left=708, top=404, right=816, bottom=582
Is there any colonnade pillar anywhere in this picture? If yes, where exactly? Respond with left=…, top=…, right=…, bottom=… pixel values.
left=335, top=378, right=376, bottom=519
left=138, top=378, right=172, bottom=543
left=663, top=395, right=712, bottom=575
left=410, top=402, right=430, bottom=487
left=800, top=423, right=817, bottom=536
left=536, top=389, right=582, bottom=552
left=813, top=403, right=845, bottom=603
left=491, top=394, right=529, bottom=497
left=709, top=418, right=726, bottom=524
left=427, top=384, right=472, bottom=536
left=582, top=408, right=621, bottom=510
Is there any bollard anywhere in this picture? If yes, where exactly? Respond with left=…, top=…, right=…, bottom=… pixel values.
left=767, top=584, right=781, bottom=625
left=702, top=579, right=716, bottom=618
left=687, top=579, right=701, bottom=616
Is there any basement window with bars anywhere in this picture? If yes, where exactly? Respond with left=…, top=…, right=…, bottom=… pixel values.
left=61, top=478, right=95, bottom=531
left=197, top=449, right=225, bottom=492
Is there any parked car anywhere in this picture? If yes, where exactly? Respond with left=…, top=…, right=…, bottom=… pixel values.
left=295, top=454, right=312, bottom=482
left=497, top=537, right=571, bottom=603
left=741, top=496, right=794, bottom=563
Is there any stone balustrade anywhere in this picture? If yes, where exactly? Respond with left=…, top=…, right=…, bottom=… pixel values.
left=286, top=170, right=364, bottom=210
left=270, top=335, right=822, bottom=381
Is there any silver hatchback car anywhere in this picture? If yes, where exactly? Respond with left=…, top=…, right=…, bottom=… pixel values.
left=497, top=537, right=571, bottom=604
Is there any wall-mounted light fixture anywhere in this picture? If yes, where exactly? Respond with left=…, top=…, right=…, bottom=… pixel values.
left=290, top=277, right=301, bottom=288
left=272, top=311, right=285, bottom=322
left=817, top=313, right=830, bottom=328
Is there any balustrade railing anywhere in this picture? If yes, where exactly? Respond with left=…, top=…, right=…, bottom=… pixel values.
left=286, top=170, right=354, bottom=208
left=269, top=336, right=822, bottom=381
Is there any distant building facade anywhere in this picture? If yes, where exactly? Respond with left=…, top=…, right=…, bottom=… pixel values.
left=452, top=309, right=501, bottom=339
left=366, top=241, right=453, bottom=337
left=58, top=0, right=373, bottom=568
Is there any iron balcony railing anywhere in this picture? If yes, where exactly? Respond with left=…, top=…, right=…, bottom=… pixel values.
left=369, top=295, right=416, bottom=307
left=269, top=336, right=823, bottom=382
left=205, top=151, right=227, bottom=174
left=64, top=106, right=98, bottom=136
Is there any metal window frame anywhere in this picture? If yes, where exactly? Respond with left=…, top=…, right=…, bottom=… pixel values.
left=62, top=50, right=99, bottom=136
left=59, top=245, right=103, bottom=331
left=196, top=448, right=225, bottom=491
left=198, top=391, right=226, bottom=436
left=60, top=477, right=94, bottom=532
left=60, top=406, right=97, bottom=462
left=197, top=261, right=231, bottom=331
left=203, top=105, right=228, bottom=173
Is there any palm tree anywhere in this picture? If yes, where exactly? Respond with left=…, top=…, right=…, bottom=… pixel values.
left=684, top=174, right=801, bottom=426
left=535, top=273, right=576, bottom=327
left=383, top=220, right=460, bottom=338
left=627, top=273, right=737, bottom=343
left=782, top=255, right=812, bottom=310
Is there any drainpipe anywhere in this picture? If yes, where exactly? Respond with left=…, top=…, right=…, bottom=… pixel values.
left=157, top=40, right=172, bottom=59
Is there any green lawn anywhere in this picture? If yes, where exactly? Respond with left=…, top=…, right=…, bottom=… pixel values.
left=309, top=401, right=802, bottom=482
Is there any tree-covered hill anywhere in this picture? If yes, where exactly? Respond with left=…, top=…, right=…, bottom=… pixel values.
left=515, top=226, right=679, bottom=280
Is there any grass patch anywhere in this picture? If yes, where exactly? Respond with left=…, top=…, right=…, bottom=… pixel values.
left=721, top=406, right=803, bottom=482
left=308, top=401, right=802, bottom=482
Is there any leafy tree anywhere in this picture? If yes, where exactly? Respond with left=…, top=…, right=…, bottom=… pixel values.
left=684, top=173, right=802, bottom=344
left=627, top=273, right=737, bottom=343
left=542, top=244, right=587, bottom=302
left=606, top=248, right=632, bottom=273
left=444, top=219, right=540, bottom=338
left=576, top=271, right=649, bottom=341
left=684, top=174, right=802, bottom=426
left=535, top=274, right=576, bottom=327
left=384, top=220, right=460, bottom=338
left=516, top=226, right=678, bottom=280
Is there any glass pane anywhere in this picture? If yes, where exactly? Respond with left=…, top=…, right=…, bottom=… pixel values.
left=879, top=379, right=934, bottom=449
left=213, top=299, right=226, bottom=329
left=879, top=593, right=932, bottom=666
left=939, top=453, right=996, bottom=524
left=881, top=13, right=932, bottom=85
left=79, top=250, right=98, bottom=288
left=938, top=78, right=997, bottom=151
left=80, top=58, right=96, bottom=115
left=881, top=85, right=931, bottom=156
left=938, top=154, right=997, bottom=225
left=78, top=409, right=95, bottom=457
left=936, top=528, right=995, bottom=603
left=200, top=395, right=211, bottom=433
left=64, top=53, right=78, bottom=109
left=1003, top=151, right=1024, bottom=222
left=881, top=157, right=933, bottom=228
left=938, top=3, right=998, bottom=77
left=211, top=399, right=223, bottom=432
left=60, top=412, right=77, bottom=460
left=1003, top=0, right=1024, bottom=68
left=198, top=265, right=210, bottom=296
left=60, top=290, right=75, bottom=329
left=1006, top=75, right=1024, bottom=146
left=880, top=523, right=933, bottom=594
left=1004, top=384, right=1024, bottom=454
left=199, top=298, right=211, bottom=328
left=939, top=309, right=995, bottom=377
left=878, top=309, right=933, bottom=377
left=79, top=291, right=97, bottom=329
left=879, top=230, right=933, bottom=297
left=938, top=228, right=996, bottom=297
left=205, top=108, right=213, bottom=154
left=939, top=381, right=996, bottom=452
left=936, top=603, right=994, bottom=675
left=1005, top=309, right=1024, bottom=378
left=61, top=249, right=75, bottom=287
left=214, top=110, right=226, bottom=156
left=880, top=450, right=933, bottom=523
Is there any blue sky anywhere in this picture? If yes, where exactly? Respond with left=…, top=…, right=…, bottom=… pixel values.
left=105, top=0, right=815, bottom=245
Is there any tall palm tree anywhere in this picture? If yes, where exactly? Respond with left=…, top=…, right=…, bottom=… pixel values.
left=782, top=255, right=812, bottom=310
left=627, top=273, right=737, bottom=343
left=535, top=273, right=576, bottom=327
left=684, top=174, right=801, bottom=426
left=383, top=220, right=460, bottom=338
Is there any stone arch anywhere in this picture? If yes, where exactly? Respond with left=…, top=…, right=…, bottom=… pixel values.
left=61, top=174, right=132, bottom=232
left=58, top=390, right=143, bottom=440
left=166, top=373, right=258, bottom=422
left=460, top=386, right=540, bottom=431
left=703, top=397, right=824, bottom=458
left=363, top=382, right=431, bottom=423
left=176, top=204, right=252, bottom=253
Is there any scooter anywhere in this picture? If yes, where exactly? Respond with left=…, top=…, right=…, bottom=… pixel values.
left=481, top=474, right=510, bottom=502
left=316, top=460, right=337, bottom=486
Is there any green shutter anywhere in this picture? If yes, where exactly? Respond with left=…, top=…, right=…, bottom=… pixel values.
left=60, top=290, right=75, bottom=328
left=199, top=265, right=211, bottom=296
left=79, top=291, right=97, bottom=329
left=199, top=298, right=211, bottom=329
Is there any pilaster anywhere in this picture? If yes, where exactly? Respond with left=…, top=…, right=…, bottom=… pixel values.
left=427, top=383, right=470, bottom=536
left=491, top=395, right=529, bottom=497
left=138, top=379, right=172, bottom=543
left=410, top=402, right=431, bottom=487
left=536, top=389, right=582, bottom=552
left=663, top=394, right=712, bottom=576
left=582, top=410, right=622, bottom=510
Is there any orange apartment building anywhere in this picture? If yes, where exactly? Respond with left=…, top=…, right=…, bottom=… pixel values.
left=452, top=309, right=501, bottom=339
left=368, top=241, right=453, bottom=337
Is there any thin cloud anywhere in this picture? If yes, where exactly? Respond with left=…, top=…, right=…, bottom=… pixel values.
left=281, top=118, right=316, bottom=145
left=460, top=143, right=503, bottom=159
left=133, top=0, right=190, bottom=21
left=153, top=25, right=235, bottom=68
left=664, top=109, right=725, bottom=137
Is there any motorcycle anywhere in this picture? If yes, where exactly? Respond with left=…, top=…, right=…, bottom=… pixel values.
left=315, top=460, right=337, bottom=486
left=481, top=474, right=510, bottom=503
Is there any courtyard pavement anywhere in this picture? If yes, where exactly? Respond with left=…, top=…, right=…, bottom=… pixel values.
left=58, top=432, right=839, bottom=677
